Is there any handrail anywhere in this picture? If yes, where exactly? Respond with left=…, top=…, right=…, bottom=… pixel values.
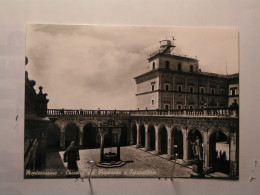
left=47, top=107, right=238, bottom=117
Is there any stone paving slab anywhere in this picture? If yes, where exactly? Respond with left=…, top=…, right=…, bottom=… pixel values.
left=59, top=146, right=192, bottom=178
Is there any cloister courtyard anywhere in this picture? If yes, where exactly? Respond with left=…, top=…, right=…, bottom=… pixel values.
left=43, top=146, right=229, bottom=178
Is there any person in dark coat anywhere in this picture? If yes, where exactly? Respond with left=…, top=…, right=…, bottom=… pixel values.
left=64, top=141, right=80, bottom=171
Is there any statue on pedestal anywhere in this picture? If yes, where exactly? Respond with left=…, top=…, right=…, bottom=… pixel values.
left=191, top=136, right=203, bottom=161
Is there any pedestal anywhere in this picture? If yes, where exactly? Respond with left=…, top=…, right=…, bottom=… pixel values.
left=190, top=160, right=205, bottom=178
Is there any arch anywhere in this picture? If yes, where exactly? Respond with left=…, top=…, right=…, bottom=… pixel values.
left=171, top=127, right=183, bottom=159
left=188, top=128, right=203, bottom=160
left=140, top=124, right=145, bottom=147
left=46, top=123, right=60, bottom=150
left=148, top=125, right=155, bottom=150
left=131, top=124, right=137, bottom=145
left=209, top=130, right=230, bottom=174
left=83, top=123, right=99, bottom=148
left=65, top=123, right=79, bottom=148
left=209, top=129, right=229, bottom=142
left=159, top=126, right=168, bottom=154
left=158, top=123, right=166, bottom=132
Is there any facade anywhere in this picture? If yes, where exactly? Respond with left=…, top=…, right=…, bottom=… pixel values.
left=134, top=40, right=239, bottom=110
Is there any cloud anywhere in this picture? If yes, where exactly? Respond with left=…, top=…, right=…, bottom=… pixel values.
left=26, top=25, right=238, bottom=109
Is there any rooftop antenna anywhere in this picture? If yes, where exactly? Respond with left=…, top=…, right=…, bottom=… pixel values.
left=226, top=60, right=228, bottom=75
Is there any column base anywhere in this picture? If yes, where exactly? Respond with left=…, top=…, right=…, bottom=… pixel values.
left=144, top=147, right=151, bottom=152
left=136, top=144, right=141, bottom=148
left=154, top=151, right=160, bottom=155
left=203, top=166, right=213, bottom=174
left=130, top=142, right=135, bottom=145
left=166, top=155, right=174, bottom=161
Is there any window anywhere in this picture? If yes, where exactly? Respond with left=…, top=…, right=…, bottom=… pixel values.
left=152, top=62, right=155, bottom=70
left=165, top=84, right=169, bottom=91
left=200, top=87, right=205, bottom=94
left=211, top=88, right=215, bottom=95
left=165, top=61, right=170, bottom=69
left=165, top=105, right=169, bottom=110
left=177, top=85, right=182, bottom=92
left=151, top=100, right=154, bottom=106
left=189, top=105, right=193, bottom=109
left=189, top=86, right=194, bottom=93
left=190, top=65, right=193, bottom=72
left=151, top=83, right=155, bottom=91
left=230, top=87, right=237, bottom=96
left=177, top=105, right=182, bottom=109
left=221, top=89, right=225, bottom=95
left=231, top=89, right=236, bottom=96
left=178, top=63, right=182, bottom=71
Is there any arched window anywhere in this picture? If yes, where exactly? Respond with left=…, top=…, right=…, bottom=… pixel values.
left=178, top=63, right=182, bottom=71
left=152, top=62, right=155, bottom=70
left=211, top=88, right=216, bottom=95
left=189, top=86, right=194, bottom=93
left=190, top=65, right=193, bottom=72
left=165, top=61, right=170, bottom=69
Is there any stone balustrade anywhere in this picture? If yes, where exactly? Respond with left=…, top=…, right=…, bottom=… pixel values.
left=47, top=107, right=238, bottom=118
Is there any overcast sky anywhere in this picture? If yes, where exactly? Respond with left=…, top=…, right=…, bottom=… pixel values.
left=26, top=25, right=238, bottom=110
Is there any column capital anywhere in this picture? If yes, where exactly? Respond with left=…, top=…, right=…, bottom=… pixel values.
left=154, top=125, right=159, bottom=132
left=166, top=126, right=172, bottom=135
left=60, top=125, right=65, bottom=133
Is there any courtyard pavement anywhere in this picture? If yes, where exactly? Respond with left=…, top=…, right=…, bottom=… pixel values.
left=59, top=146, right=192, bottom=178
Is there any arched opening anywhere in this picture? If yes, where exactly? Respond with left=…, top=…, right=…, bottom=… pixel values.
left=46, top=123, right=60, bottom=150
left=188, top=129, right=203, bottom=160
left=172, top=128, right=183, bottom=159
left=160, top=126, right=168, bottom=154
left=131, top=124, right=137, bottom=145
left=148, top=125, right=155, bottom=150
left=209, top=130, right=230, bottom=174
left=120, top=123, right=128, bottom=146
left=83, top=123, right=99, bottom=148
left=140, top=124, right=145, bottom=147
left=65, top=123, right=79, bottom=148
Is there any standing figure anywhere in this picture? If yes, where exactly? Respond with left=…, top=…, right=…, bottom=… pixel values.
left=191, top=136, right=203, bottom=161
left=64, top=141, right=80, bottom=171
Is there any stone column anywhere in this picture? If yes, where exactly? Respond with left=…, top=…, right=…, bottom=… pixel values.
left=136, top=123, right=141, bottom=148
left=230, top=132, right=237, bottom=177
left=126, top=122, right=131, bottom=145
left=155, top=125, right=160, bottom=155
left=79, top=125, right=84, bottom=148
left=203, top=131, right=209, bottom=172
left=144, top=124, right=149, bottom=151
left=100, top=134, right=105, bottom=163
left=166, top=127, right=173, bottom=160
left=59, top=125, right=65, bottom=150
left=182, top=129, right=188, bottom=161
left=130, top=123, right=134, bottom=145
left=116, top=133, right=121, bottom=161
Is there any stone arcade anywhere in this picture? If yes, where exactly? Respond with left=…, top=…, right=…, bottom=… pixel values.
left=47, top=107, right=238, bottom=177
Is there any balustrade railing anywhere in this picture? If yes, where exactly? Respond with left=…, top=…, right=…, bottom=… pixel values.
left=47, top=107, right=238, bottom=118
left=47, top=109, right=131, bottom=116
left=129, top=107, right=238, bottom=117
